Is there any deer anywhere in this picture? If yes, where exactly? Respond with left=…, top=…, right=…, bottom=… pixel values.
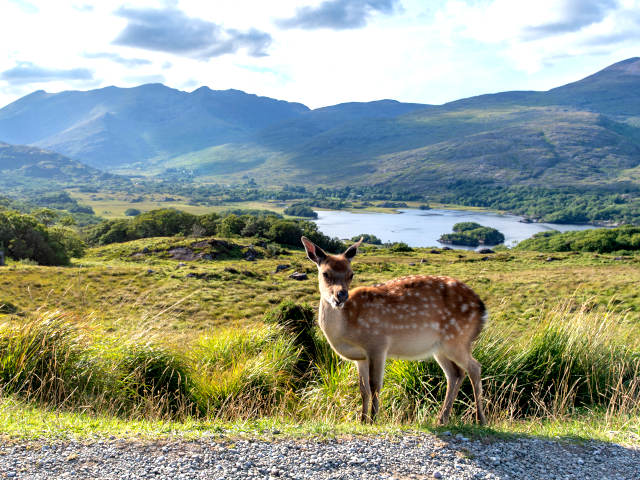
left=301, top=236, right=487, bottom=425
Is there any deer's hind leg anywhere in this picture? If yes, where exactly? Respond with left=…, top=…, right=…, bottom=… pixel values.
left=440, top=346, right=487, bottom=425
left=434, top=353, right=464, bottom=425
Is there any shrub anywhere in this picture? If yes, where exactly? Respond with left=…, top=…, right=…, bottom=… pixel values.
left=388, top=241, right=413, bottom=252
left=0, top=210, right=82, bottom=265
left=0, top=301, right=18, bottom=314
left=284, top=204, right=318, bottom=218
left=119, top=343, right=202, bottom=416
left=352, top=233, right=381, bottom=245
left=124, top=208, right=141, bottom=216
left=264, top=301, right=317, bottom=369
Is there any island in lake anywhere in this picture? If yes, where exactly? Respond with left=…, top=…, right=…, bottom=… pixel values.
left=438, top=222, right=505, bottom=247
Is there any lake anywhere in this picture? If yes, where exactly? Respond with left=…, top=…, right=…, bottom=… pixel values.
left=314, top=208, right=595, bottom=249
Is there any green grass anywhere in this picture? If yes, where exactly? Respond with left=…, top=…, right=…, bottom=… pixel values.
left=1, top=397, right=638, bottom=445
left=1, top=237, right=639, bottom=443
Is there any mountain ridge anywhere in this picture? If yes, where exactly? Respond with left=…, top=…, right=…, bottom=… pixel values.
left=1, top=58, right=640, bottom=193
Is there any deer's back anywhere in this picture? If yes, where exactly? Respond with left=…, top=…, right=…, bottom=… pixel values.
left=344, top=275, right=486, bottom=357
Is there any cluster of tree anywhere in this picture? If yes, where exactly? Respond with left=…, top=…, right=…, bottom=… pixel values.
left=438, top=182, right=640, bottom=225
left=376, top=201, right=409, bottom=208
left=83, top=208, right=344, bottom=252
left=1, top=192, right=99, bottom=226
left=31, top=192, right=94, bottom=215
left=283, top=204, right=317, bottom=218
left=439, top=222, right=505, bottom=247
left=515, top=226, right=640, bottom=253
left=0, top=209, right=84, bottom=265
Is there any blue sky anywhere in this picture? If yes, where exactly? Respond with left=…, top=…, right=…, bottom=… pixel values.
left=1, top=0, right=639, bottom=109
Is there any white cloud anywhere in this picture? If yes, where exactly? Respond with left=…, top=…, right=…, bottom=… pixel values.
left=0, top=0, right=639, bottom=110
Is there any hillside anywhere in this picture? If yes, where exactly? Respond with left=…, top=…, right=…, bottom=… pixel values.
left=1, top=58, right=640, bottom=195
left=0, top=141, right=124, bottom=193
left=0, top=85, right=310, bottom=169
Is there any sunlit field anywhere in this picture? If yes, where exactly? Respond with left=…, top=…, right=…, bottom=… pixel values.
left=1, top=238, right=639, bottom=443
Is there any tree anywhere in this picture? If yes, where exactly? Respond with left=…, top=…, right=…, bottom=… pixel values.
left=125, top=208, right=141, bottom=216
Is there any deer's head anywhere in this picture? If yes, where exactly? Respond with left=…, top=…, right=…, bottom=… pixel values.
left=301, top=236, right=363, bottom=308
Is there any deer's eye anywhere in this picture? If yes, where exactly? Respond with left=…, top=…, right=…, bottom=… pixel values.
left=322, top=272, right=330, bottom=279
left=347, top=272, right=354, bottom=280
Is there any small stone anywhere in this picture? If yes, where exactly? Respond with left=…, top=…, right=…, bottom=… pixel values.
left=289, top=272, right=308, bottom=281
left=275, top=264, right=291, bottom=273
left=433, top=471, right=443, bottom=479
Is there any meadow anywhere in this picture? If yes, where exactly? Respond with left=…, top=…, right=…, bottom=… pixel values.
left=1, top=236, right=639, bottom=443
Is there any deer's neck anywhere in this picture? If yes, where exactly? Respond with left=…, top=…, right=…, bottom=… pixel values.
left=318, top=297, right=348, bottom=334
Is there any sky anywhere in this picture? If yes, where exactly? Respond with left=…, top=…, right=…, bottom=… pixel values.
left=0, top=0, right=639, bottom=109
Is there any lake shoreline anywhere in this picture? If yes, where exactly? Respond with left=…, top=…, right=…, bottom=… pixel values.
left=313, top=207, right=595, bottom=249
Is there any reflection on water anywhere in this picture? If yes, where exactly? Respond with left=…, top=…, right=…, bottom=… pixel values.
left=314, top=208, right=594, bottom=249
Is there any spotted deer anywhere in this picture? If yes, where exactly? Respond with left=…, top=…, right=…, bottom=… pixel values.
left=301, top=236, right=487, bottom=424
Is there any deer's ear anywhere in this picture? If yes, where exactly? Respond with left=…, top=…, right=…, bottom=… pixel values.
left=344, top=237, right=363, bottom=261
left=301, top=236, right=327, bottom=265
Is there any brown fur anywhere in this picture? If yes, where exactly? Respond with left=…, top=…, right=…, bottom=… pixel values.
left=301, top=236, right=487, bottom=425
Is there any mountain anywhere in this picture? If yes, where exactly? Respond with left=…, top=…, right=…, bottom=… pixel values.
left=1, top=58, right=640, bottom=193
left=0, top=84, right=310, bottom=168
left=0, top=141, right=122, bottom=192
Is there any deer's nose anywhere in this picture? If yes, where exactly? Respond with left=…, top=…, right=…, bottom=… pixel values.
left=337, top=289, right=349, bottom=303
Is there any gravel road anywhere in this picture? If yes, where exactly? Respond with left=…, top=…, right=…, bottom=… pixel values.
left=0, top=433, right=638, bottom=480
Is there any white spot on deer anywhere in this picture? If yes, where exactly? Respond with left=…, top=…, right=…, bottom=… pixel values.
left=461, top=303, right=469, bottom=313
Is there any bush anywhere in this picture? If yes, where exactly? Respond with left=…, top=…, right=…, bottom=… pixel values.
left=284, top=204, right=318, bottom=218
left=0, top=210, right=83, bottom=265
left=264, top=301, right=317, bottom=369
left=352, top=233, right=381, bottom=245
left=0, top=301, right=18, bottom=314
left=388, top=241, right=413, bottom=252
left=119, top=343, right=202, bottom=415
left=124, top=208, right=141, bottom=216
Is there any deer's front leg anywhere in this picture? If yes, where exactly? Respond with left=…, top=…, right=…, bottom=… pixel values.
left=368, top=352, right=387, bottom=423
left=356, top=360, right=371, bottom=423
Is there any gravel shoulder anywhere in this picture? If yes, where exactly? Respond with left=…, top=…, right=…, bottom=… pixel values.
left=0, top=433, right=638, bottom=480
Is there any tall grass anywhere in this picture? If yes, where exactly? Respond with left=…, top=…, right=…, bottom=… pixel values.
left=0, top=311, right=93, bottom=405
left=1, top=301, right=638, bottom=425
left=379, top=300, right=640, bottom=423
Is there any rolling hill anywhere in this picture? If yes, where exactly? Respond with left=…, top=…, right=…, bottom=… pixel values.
left=1, top=58, right=640, bottom=194
left=0, top=141, right=124, bottom=193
